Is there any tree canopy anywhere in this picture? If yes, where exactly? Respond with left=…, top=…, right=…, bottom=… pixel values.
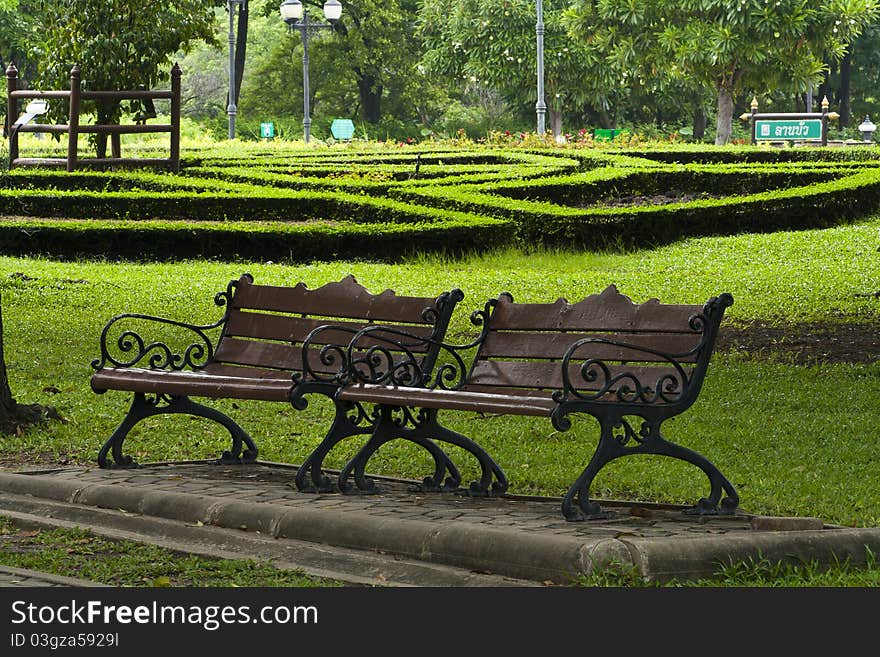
left=30, top=0, right=216, bottom=127
left=565, top=0, right=880, bottom=143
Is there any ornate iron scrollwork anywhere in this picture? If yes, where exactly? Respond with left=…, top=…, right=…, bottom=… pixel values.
left=91, top=277, right=239, bottom=372
left=551, top=293, right=733, bottom=409
left=552, top=337, right=693, bottom=406
left=292, top=302, right=494, bottom=392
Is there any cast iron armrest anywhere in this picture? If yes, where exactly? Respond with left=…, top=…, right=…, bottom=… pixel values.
left=291, top=323, right=482, bottom=390
left=552, top=336, right=695, bottom=406
left=91, top=281, right=235, bottom=372
left=90, top=313, right=225, bottom=372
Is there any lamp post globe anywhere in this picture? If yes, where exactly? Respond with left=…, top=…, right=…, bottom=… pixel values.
left=280, top=0, right=303, bottom=24
left=323, top=0, right=342, bottom=20
left=858, top=115, right=876, bottom=143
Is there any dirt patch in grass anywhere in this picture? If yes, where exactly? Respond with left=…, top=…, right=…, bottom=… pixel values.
left=580, top=190, right=722, bottom=208
left=719, top=320, right=879, bottom=365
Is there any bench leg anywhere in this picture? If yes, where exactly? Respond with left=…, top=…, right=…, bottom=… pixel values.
left=294, top=399, right=373, bottom=493
left=338, top=407, right=506, bottom=497
left=561, top=416, right=739, bottom=522
left=338, top=408, right=461, bottom=494
left=420, top=415, right=508, bottom=496
left=97, top=393, right=258, bottom=468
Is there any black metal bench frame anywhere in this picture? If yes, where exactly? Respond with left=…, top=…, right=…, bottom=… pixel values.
left=292, top=285, right=738, bottom=521
left=90, top=274, right=464, bottom=489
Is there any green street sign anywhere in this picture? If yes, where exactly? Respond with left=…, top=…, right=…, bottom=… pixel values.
left=755, top=119, right=822, bottom=141
left=260, top=122, right=275, bottom=139
left=593, top=128, right=622, bottom=141
left=330, top=118, right=355, bottom=140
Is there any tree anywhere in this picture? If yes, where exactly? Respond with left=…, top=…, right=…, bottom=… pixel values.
left=829, top=25, right=880, bottom=129
left=1, top=0, right=38, bottom=132
left=419, top=0, right=621, bottom=137
left=0, top=295, right=60, bottom=435
left=233, top=0, right=428, bottom=130
left=30, top=0, right=217, bottom=155
left=566, top=0, right=879, bottom=145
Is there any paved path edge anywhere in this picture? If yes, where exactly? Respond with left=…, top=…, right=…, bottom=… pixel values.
left=2, top=471, right=879, bottom=584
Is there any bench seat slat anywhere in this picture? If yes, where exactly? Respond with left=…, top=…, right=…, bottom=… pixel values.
left=481, top=331, right=701, bottom=362
left=233, top=277, right=438, bottom=324
left=337, top=384, right=556, bottom=416
left=469, top=359, right=687, bottom=392
left=91, top=367, right=291, bottom=401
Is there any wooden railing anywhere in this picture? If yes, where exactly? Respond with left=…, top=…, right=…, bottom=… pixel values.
left=5, top=64, right=180, bottom=172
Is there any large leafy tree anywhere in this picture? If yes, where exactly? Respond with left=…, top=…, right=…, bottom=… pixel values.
left=30, top=0, right=216, bottom=153
left=1, top=0, right=33, bottom=69
left=567, top=0, right=878, bottom=144
left=323, top=0, right=422, bottom=124
left=237, top=0, right=425, bottom=128
left=419, top=0, right=621, bottom=136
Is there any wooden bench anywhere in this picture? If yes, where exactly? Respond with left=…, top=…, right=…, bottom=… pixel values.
left=90, top=274, right=464, bottom=491
left=293, top=285, right=738, bottom=521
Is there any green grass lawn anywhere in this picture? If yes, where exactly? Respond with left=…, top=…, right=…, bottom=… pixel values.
left=0, top=214, right=878, bottom=586
left=0, top=517, right=342, bottom=587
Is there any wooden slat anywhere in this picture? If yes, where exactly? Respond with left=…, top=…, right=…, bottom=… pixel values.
left=337, top=384, right=556, bottom=417
left=213, top=338, right=426, bottom=379
left=481, top=331, right=701, bottom=362
left=232, top=275, right=439, bottom=324
left=468, top=359, right=688, bottom=392
left=90, top=367, right=290, bottom=402
left=77, top=124, right=172, bottom=134
left=224, top=310, right=432, bottom=351
left=214, top=338, right=333, bottom=373
left=201, top=363, right=294, bottom=380
left=490, top=285, right=701, bottom=333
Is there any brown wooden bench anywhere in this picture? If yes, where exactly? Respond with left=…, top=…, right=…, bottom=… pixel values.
left=294, top=284, right=738, bottom=521
left=90, top=274, right=464, bottom=492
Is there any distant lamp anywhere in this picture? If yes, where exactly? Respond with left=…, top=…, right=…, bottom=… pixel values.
left=323, top=0, right=342, bottom=21
left=280, top=0, right=303, bottom=23
left=858, top=115, right=876, bottom=142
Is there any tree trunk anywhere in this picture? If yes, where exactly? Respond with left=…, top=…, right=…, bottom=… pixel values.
left=95, top=102, right=118, bottom=158
left=0, top=293, right=59, bottom=435
left=838, top=47, right=852, bottom=129
left=233, top=3, right=248, bottom=106
left=596, top=108, right=613, bottom=130
left=714, top=85, right=735, bottom=145
left=549, top=107, right=563, bottom=138
left=357, top=74, right=382, bottom=124
left=0, top=297, right=16, bottom=418
left=693, top=108, right=707, bottom=141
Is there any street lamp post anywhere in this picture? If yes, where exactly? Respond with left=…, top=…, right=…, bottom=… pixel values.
left=280, top=0, right=342, bottom=144
left=535, top=0, right=546, bottom=135
left=227, top=0, right=245, bottom=140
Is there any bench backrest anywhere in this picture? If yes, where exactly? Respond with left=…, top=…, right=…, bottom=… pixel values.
left=466, top=285, right=732, bottom=409
left=212, top=274, right=463, bottom=386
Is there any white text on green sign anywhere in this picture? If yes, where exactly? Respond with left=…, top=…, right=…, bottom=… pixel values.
left=755, top=119, right=822, bottom=141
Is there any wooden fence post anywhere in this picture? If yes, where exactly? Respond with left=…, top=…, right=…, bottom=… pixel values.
left=6, top=64, right=19, bottom=167
left=170, top=62, right=181, bottom=173
left=67, top=65, right=81, bottom=172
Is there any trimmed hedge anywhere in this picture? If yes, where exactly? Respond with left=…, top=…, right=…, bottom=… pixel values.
left=390, top=163, right=880, bottom=249
left=0, top=215, right=513, bottom=263
left=3, top=144, right=880, bottom=259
